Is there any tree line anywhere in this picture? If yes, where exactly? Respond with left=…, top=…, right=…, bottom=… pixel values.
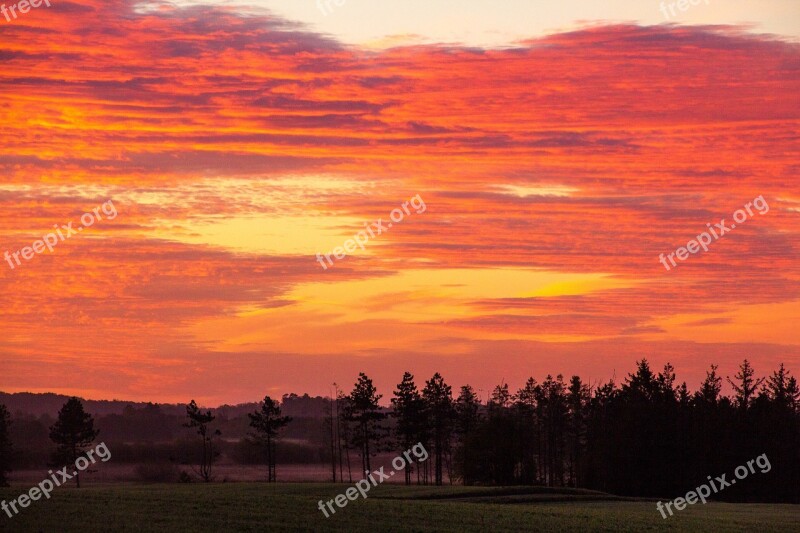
left=321, top=360, right=799, bottom=502
left=1, top=359, right=797, bottom=502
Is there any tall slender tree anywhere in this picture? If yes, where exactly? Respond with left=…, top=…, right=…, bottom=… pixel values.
left=346, top=373, right=385, bottom=475
left=515, top=378, right=539, bottom=484
left=49, top=397, right=99, bottom=488
left=455, top=385, right=481, bottom=485
left=542, top=375, right=568, bottom=486
left=391, top=372, right=424, bottom=485
left=484, top=382, right=518, bottom=485
left=337, top=388, right=354, bottom=482
left=183, top=400, right=221, bottom=482
left=324, top=392, right=337, bottom=482
left=423, top=373, right=454, bottom=486
left=566, top=375, right=590, bottom=487
left=333, top=383, right=345, bottom=482
left=248, top=395, right=292, bottom=482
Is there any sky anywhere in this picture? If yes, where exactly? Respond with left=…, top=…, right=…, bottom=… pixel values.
left=182, top=0, right=800, bottom=47
left=0, top=0, right=798, bottom=405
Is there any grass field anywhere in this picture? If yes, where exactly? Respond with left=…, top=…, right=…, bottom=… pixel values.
left=1, top=483, right=798, bottom=532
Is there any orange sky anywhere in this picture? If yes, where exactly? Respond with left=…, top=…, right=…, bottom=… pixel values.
left=0, top=1, right=798, bottom=405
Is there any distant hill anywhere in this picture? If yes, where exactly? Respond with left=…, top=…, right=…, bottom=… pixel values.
left=0, top=392, right=157, bottom=417
left=0, top=391, right=329, bottom=418
left=0, top=391, right=333, bottom=468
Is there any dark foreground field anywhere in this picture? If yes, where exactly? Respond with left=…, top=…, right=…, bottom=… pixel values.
left=1, top=483, right=798, bottom=532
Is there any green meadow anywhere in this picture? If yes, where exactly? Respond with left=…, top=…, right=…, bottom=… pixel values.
left=1, top=483, right=798, bottom=532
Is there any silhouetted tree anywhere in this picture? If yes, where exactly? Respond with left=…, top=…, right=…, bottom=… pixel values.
left=766, top=364, right=798, bottom=410
left=515, top=378, right=539, bottom=484
left=324, top=392, right=337, bottom=482
left=423, top=373, right=454, bottom=485
left=49, top=397, right=99, bottom=488
left=483, top=382, right=519, bottom=485
left=337, top=388, right=355, bottom=482
left=610, top=360, right=671, bottom=495
left=183, top=400, right=220, bottom=482
left=541, top=375, right=568, bottom=486
left=454, top=385, right=481, bottom=485
left=490, top=383, right=512, bottom=408
left=249, top=395, right=292, bottom=482
left=333, top=383, right=346, bottom=482
left=324, top=384, right=349, bottom=483
left=346, top=373, right=385, bottom=475
left=585, top=378, right=617, bottom=492
left=697, top=364, right=723, bottom=405
left=689, top=365, right=729, bottom=485
left=788, top=377, right=800, bottom=413
left=566, top=376, right=590, bottom=487
left=622, top=359, right=660, bottom=401
left=728, top=359, right=765, bottom=410
left=391, top=372, right=424, bottom=485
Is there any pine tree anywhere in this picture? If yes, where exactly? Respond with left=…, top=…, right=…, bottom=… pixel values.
left=787, top=377, right=800, bottom=413
left=423, top=373, right=454, bottom=486
left=489, top=383, right=512, bottom=410
left=623, top=359, right=660, bottom=401
left=677, top=382, right=690, bottom=406
left=183, top=400, right=220, bottom=482
left=542, top=375, right=568, bottom=486
left=657, top=363, right=678, bottom=401
left=515, top=378, right=539, bottom=484
left=727, top=359, right=765, bottom=410
left=455, top=385, right=481, bottom=485
left=566, top=376, right=590, bottom=487
left=697, top=364, right=722, bottom=405
left=391, top=372, right=424, bottom=485
left=766, top=364, right=797, bottom=410
left=49, top=397, right=99, bottom=488
left=347, top=373, right=385, bottom=475
left=248, top=395, right=292, bottom=482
